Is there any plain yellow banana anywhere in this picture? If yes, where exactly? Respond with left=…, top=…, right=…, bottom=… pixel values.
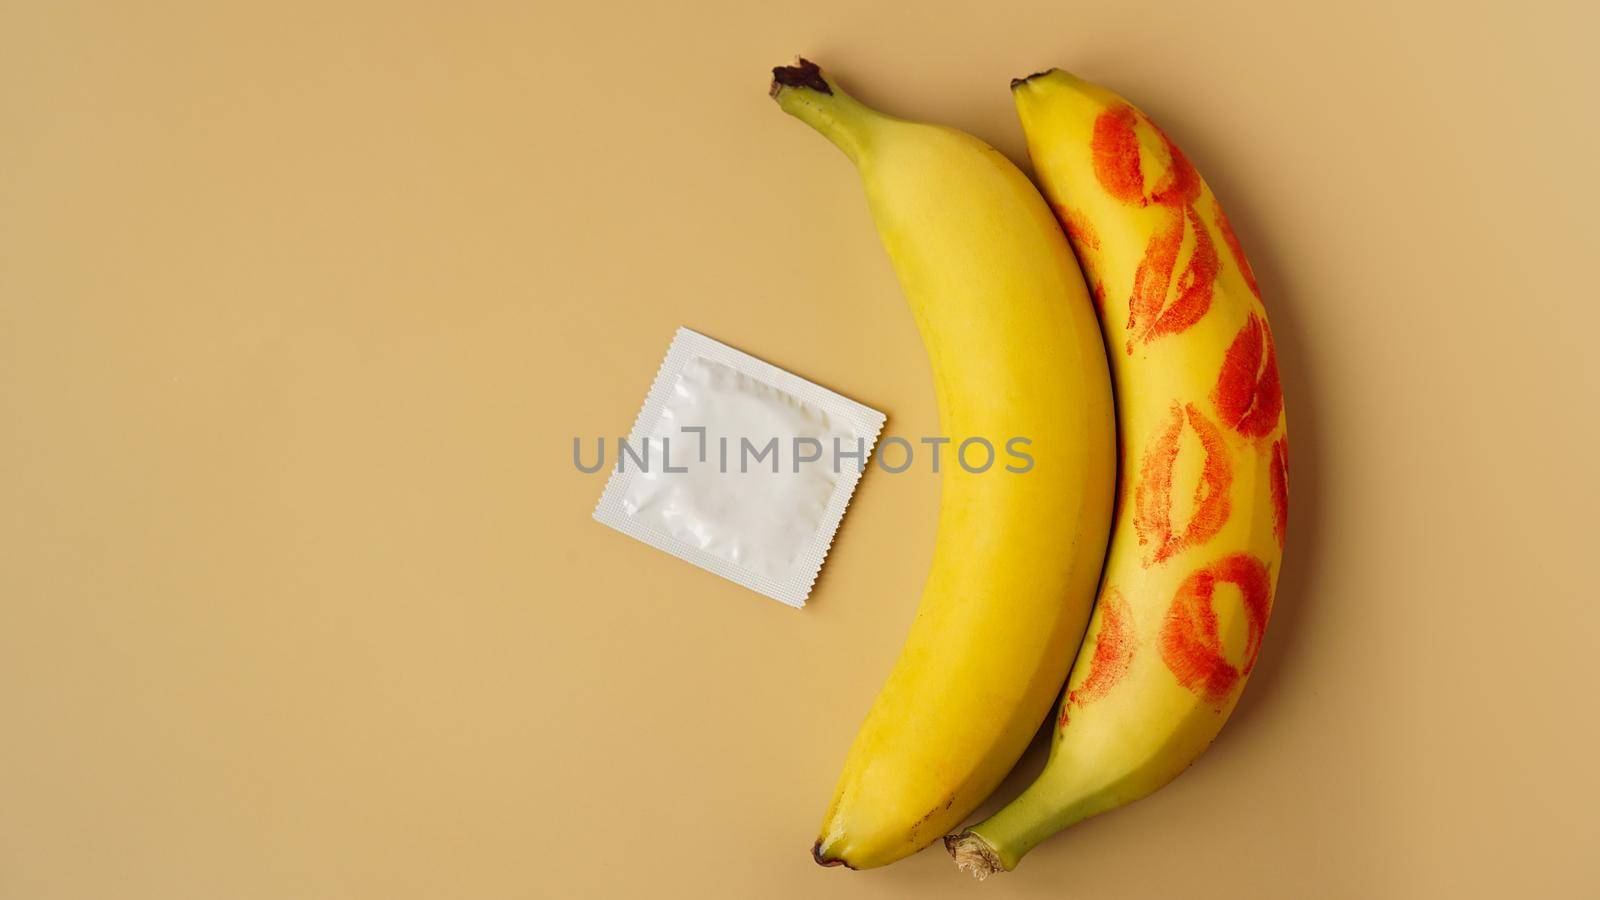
left=946, top=70, right=1289, bottom=877
left=770, top=59, right=1115, bottom=869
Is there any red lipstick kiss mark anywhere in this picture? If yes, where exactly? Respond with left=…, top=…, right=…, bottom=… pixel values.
left=1125, top=207, right=1218, bottom=352
left=1100, top=104, right=1203, bottom=208
left=1213, top=312, right=1283, bottom=439
left=1092, top=106, right=1147, bottom=205
left=1060, top=588, right=1135, bottom=727
left=1135, top=403, right=1233, bottom=566
left=1059, top=204, right=1106, bottom=316
left=1270, top=437, right=1289, bottom=549
left=1214, top=199, right=1261, bottom=301
left=1091, top=105, right=1200, bottom=209
left=1058, top=205, right=1101, bottom=252
left=1128, top=210, right=1181, bottom=336
left=1161, top=207, right=1219, bottom=338
left=1160, top=553, right=1273, bottom=707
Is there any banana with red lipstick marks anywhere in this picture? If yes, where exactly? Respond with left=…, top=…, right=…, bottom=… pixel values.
left=946, top=70, right=1289, bottom=878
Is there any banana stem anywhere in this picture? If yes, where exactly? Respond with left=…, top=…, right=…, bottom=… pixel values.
left=944, top=831, right=1006, bottom=880
left=950, top=774, right=1102, bottom=874
left=770, top=59, right=880, bottom=163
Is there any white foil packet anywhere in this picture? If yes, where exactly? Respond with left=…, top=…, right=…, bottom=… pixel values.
left=593, top=328, right=885, bottom=608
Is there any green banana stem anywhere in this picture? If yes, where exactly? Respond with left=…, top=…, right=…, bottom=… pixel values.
left=948, top=772, right=1109, bottom=877
left=944, top=831, right=1007, bottom=880
left=770, top=59, right=880, bottom=162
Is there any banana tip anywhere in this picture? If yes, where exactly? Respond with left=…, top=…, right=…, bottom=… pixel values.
left=811, top=839, right=851, bottom=869
left=771, top=58, right=831, bottom=99
left=1009, top=68, right=1059, bottom=90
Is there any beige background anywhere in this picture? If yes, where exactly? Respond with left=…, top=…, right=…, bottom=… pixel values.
left=3, top=0, right=1597, bottom=897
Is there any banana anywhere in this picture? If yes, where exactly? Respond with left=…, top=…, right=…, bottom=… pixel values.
left=946, top=70, right=1289, bottom=877
left=770, top=59, right=1115, bottom=869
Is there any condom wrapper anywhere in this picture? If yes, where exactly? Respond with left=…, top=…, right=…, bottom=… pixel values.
left=593, top=328, right=885, bottom=608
